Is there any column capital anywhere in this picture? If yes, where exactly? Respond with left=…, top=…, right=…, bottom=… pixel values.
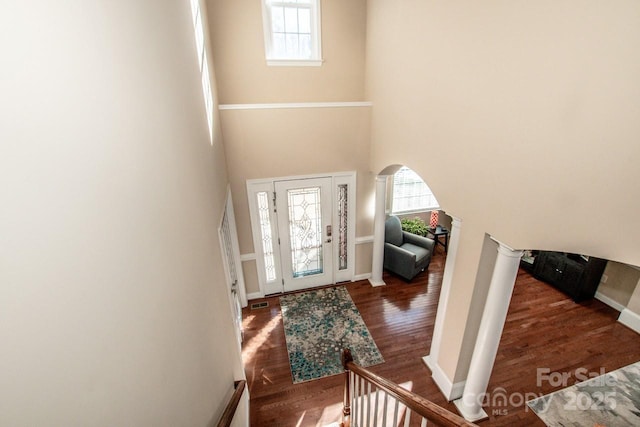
left=490, top=236, right=524, bottom=258
left=450, top=216, right=462, bottom=229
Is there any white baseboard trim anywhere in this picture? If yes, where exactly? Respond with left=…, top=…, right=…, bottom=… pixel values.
left=618, top=308, right=640, bottom=334
left=246, top=292, right=264, bottom=301
left=595, top=291, right=625, bottom=312
left=353, top=273, right=371, bottom=282
left=422, top=356, right=465, bottom=401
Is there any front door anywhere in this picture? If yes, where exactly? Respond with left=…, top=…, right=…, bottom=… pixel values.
left=275, top=177, right=334, bottom=292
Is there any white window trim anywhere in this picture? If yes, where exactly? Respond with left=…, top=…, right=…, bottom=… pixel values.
left=266, top=59, right=323, bottom=67
left=392, top=207, right=440, bottom=215
left=261, top=0, right=323, bottom=66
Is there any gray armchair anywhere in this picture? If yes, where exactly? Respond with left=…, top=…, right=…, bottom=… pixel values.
left=384, top=215, right=436, bottom=281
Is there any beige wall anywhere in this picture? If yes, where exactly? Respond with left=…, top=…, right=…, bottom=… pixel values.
left=207, top=0, right=367, bottom=103
left=626, top=280, right=640, bottom=314
left=435, top=224, right=489, bottom=380
left=454, top=235, right=500, bottom=382
left=221, top=107, right=373, bottom=294
left=0, top=1, right=244, bottom=425
left=598, top=262, right=640, bottom=307
left=367, top=0, right=640, bottom=261
left=208, top=0, right=371, bottom=295
left=356, top=242, right=374, bottom=277
left=366, top=0, right=640, bottom=384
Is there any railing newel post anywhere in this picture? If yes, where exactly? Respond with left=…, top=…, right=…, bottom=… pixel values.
left=341, top=348, right=353, bottom=427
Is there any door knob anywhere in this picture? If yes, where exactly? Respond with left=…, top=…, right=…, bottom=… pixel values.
left=325, top=238, right=332, bottom=243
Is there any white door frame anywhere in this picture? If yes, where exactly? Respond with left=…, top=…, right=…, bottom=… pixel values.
left=247, top=171, right=356, bottom=296
left=275, top=177, right=333, bottom=292
left=218, top=187, right=248, bottom=346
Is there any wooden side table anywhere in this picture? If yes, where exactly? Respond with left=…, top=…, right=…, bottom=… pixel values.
left=426, top=225, right=450, bottom=254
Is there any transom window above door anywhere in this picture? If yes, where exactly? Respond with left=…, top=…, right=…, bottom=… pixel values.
left=261, top=0, right=322, bottom=66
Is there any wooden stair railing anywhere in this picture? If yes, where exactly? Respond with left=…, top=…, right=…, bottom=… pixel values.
left=341, top=349, right=478, bottom=427
left=216, top=380, right=246, bottom=427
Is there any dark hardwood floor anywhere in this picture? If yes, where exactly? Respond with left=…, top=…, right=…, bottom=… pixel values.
left=241, top=252, right=640, bottom=426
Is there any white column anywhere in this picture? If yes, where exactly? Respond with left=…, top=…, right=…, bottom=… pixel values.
left=423, top=216, right=462, bottom=399
left=369, top=175, right=387, bottom=287
left=453, top=240, right=523, bottom=422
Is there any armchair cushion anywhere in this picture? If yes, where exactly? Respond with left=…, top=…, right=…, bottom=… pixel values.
left=401, top=243, right=430, bottom=264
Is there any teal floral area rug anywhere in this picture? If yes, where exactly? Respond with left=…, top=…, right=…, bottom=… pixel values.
left=280, top=286, right=384, bottom=383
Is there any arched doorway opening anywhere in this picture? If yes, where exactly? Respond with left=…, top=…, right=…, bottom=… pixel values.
left=370, top=164, right=453, bottom=286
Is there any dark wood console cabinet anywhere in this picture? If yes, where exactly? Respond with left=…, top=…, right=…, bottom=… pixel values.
left=532, top=251, right=607, bottom=302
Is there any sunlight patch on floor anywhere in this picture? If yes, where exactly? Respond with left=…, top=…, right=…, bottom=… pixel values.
left=241, top=313, right=281, bottom=365
left=317, top=401, right=343, bottom=427
left=242, top=314, right=256, bottom=329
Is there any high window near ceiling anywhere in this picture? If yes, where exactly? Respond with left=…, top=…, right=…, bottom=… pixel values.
left=189, top=0, right=214, bottom=142
left=261, top=0, right=322, bottom=66
left=391, top=166, right=439, bottom=214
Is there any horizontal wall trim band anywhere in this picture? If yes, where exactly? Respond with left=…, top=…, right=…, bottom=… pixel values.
left=240, top=253, right=257, bottom=262
left=219, top=101, right=373, bottom=111
left=355, top=235, right=374, bottom=244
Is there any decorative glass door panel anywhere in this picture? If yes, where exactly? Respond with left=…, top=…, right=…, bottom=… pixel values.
left=256, top=191, right=277, bottom=282
left=286, top=187, right=324, bottom=278
left=337, top=183, right=348, bottom=271
left=275, top=177, right=333, bottom=292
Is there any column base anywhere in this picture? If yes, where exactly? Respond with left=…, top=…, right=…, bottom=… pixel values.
left=453, top=399, right=488, bottom=423
left=422, top=355, right=436, bottom=371
left=421, top=356, right=465, bottom=401
left=368, top=278, right=386, bottom=287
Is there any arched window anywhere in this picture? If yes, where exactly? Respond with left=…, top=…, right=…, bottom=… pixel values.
left=391, top=166, right=439, bottom=214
